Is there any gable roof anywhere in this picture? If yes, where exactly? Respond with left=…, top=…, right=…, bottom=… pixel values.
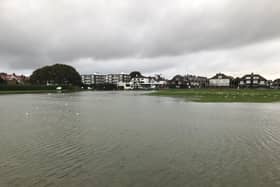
left=210, top=73, right=233, bottom=80
left=273, top=79, right=280, bottom=83
left=240, top=73, right=267, bottom=81
left=170, top=75, right=184, bottom=81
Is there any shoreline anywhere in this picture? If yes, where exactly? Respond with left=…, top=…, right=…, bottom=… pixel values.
left=2, top=88, right=280, bottom=103
left=0, top=85, right=82, bottom=95
left=148, top=89, right=280, bottom=103
left=0, top=90, right=63, bottom=95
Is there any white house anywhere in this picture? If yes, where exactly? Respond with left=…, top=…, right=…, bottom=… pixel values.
left=130, top=76, right=154, bottom=89
left=117, top=81, right=133, bottom=90
left=209, top=73, right=233, bottom=87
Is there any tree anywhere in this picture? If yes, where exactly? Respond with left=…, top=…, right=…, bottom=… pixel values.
left=0, top=77, right=5, bottom=85
left=231, top=77, right=240, bottom=88
left=30, top=64, right=81, bottom=86
left=129, top=71, right=143, bottom=78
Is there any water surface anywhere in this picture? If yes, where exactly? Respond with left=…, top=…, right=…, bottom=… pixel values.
left=1, top=91, right=280, bottom=187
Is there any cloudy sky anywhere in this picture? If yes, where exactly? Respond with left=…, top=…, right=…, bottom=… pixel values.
left=0, top=0, right=280, bottom=79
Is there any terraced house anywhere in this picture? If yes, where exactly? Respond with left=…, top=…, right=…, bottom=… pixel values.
left=239, top=73, right=268, bottom=88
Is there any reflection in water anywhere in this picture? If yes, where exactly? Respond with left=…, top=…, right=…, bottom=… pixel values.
left=0, top=91, right=280, bottom=186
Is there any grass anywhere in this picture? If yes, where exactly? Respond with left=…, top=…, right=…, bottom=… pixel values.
left=148, top=89, right=280, bottom=103
left=0, top=90, right=59, bottom=95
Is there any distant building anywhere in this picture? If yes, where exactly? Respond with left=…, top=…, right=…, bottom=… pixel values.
left=81, top=73, right=106, bottom=85
left=209, top=73, right=233, bottom=87
left=130, top=76, right=155, bottom=89
left=272, top=79, right=280, bottom=89
left=105, top=73, right=130, bottom=85
left=117, top=81, right=133, bottom=90
left=82, top=73, right=131, bottom=87
left=239, top=73, right=268, bottom=88
left=0, top=73, right=29, bottom=85
left=81, top=72, right=166, bottom=90
left=185, top=74, right=208, bottom=88
left=169, top=74, right=208, bottom=88
left=267, top=80, right=273, bottom=88
left=95, top=74, right=106, bottom=85
left=81, top=74, right=95, bottom=85
left=117, top=72, right=167, bottom=90
left=153, top=75, right=168, bottom=89
left=169, top=75, right=185, bottom=88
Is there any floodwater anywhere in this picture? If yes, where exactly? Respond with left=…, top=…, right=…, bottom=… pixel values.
left=1, top=91, right=280, bottom=187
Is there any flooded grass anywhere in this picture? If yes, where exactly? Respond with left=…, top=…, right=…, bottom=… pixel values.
left=149, top=89, right=280, bottom=103
left=0, top=90, right=58, bottom=95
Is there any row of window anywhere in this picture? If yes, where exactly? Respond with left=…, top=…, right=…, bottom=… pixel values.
left=245, top=76, right=261, bottom=80
left=240, top=80, right=266, bottom=85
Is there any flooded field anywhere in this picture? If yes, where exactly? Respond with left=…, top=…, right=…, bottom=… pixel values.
left=1, top=91, right=280, bottom=186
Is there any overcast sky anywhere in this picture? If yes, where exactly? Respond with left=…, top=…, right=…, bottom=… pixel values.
left=0, top=0, right=280, bottom=79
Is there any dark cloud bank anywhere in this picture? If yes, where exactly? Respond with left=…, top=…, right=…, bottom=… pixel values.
left=0, top=0, right=280, bottom=78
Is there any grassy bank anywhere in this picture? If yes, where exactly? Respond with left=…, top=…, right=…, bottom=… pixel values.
left=149, top=89, right=280, bottom=103
left=0, top=85, right=81, bottom=95
left=0, top=90, right=59, bottom=95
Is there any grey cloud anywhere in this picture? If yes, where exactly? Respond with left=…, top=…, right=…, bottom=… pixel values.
left=0, top=0, right=280, bottom=77
left=142, top=0, right=280, bottom=57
